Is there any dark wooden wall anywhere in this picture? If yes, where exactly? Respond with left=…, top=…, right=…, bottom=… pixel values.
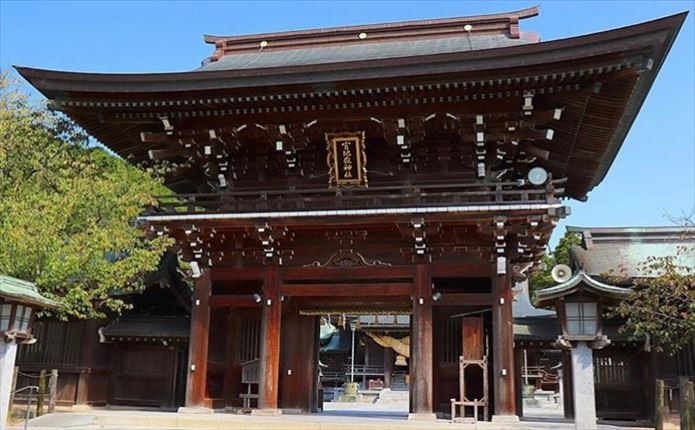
left=279, top=308, right=318, bottom=412
left=656, top=337, right=695, bottom=380
left=206, top=307, right=228, bottom=402
left=109, top=344, right=186, bottom=409
left=594, top=347, right=650, bottom=420
left=17, top=320, right=110, bottom=406
left=17, top=319, right=187, bottom=409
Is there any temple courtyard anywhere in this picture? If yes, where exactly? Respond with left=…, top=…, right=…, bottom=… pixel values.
left=10, top=403, right=656, bottom=430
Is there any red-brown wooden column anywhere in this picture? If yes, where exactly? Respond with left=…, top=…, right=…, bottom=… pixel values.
left=256, top=265, right=282, bottom=414
left=182, top=268, right=211, bottom=411
left=409, top=264, right=435, bottom=420
left=492, top=263, right=518, bottom=421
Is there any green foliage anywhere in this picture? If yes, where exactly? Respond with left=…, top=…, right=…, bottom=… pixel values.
left=0, top=76, right=173, bottom=319
left=529, top=231, right=582, bottom=293
left=612, top=237, right=695, bottom=353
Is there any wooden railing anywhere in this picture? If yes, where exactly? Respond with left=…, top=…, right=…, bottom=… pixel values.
left=523, top=365, right=560, bottom=390
left=321, top=364, right=388, bottom=381
left=149, top=179, right=566, bottom=216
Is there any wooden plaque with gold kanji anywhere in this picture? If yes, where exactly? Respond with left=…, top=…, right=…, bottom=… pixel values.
left=326, top=132, right=367, bottom=188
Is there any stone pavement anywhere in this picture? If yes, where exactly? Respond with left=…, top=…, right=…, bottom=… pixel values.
left=8, top=403, right=653, bottom=430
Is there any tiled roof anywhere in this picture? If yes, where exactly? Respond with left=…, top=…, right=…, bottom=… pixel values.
left=567, top=226, right=694, bottom=278
left=197, top=34, right=535, bottom=72
left=512, top=281, right=555, bottom=319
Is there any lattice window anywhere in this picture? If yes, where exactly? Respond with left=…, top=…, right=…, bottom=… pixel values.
left=237, top=319, right=261, bottom=362
left=565, top=302, right=598, bottom=336
left=594, top=355, right=632, bottom=384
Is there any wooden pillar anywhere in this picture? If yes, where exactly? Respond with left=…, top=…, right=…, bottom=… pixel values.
left=492, top=264, right=517, bottom=419
left=514, top=347, right=524, bottom=417
left=183, top=269, right=211, bottom=410
left=409, top=264, right=435, bottom=419
left=257, top=265, right=282, bottom=412
left=384, top=347, right=393, bottom=389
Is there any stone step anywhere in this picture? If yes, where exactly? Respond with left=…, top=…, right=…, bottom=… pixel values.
left=376, top=389, right=410, bottom=403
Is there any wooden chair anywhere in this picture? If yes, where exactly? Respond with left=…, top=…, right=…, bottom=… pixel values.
left=450, top=355, right=489, bottom=423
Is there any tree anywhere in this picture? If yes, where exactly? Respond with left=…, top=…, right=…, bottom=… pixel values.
left=612, top=220, right=695, bottom=353
left=529, top=231, right=582, bottom=293
left=0, top=76, right=173, bottom=319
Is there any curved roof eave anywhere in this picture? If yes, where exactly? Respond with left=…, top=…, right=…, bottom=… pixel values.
left=14, top=11, right=686, bottom=97
left=535, top=271, right=631, bottom=308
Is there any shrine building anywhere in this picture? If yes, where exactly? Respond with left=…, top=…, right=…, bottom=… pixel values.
left=16, top=6, right=686, bottom=420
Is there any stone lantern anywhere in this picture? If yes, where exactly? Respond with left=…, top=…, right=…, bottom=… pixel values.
left=1, top=275, right=59, bottom=427
left=535, top=271, right=630, bottom=430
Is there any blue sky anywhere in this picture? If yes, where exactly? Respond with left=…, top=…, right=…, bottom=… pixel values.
left=1, top=1, right=693, bottom=247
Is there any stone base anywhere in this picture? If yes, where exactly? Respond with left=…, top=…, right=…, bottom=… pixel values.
left=177, top=406, right=213, bottom=414
left=69, top=404, right=93, bottom=412
left=491, top=414, right=520, bottom=423
left=408, top=413, right=437, bottom=421
left=251, top=408, right=283, bottom=416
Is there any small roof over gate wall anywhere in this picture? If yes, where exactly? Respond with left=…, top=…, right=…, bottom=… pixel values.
left=0, top=275, right=60, bottom=309
left=100, top=316, right=190, bottom=343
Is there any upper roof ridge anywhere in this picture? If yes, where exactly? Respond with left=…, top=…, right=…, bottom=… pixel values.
left=202, top=6, right=539, bottom=62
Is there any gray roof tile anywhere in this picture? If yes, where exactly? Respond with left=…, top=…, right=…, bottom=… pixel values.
left=197, top=34, right=533, bottom=72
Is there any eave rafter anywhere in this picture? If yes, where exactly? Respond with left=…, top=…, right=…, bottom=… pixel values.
left=144, top=197, right=568, bottom=275
left=44, top=59, right=648, bottom=199
left=51, top=61, right=635, bottom=116
left=128, top=96, right=572, bottom=194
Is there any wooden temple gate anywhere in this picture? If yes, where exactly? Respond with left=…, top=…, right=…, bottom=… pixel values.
left=16, top=6, right=684, bottom=420
left=185, top=259, right=525, bottom=416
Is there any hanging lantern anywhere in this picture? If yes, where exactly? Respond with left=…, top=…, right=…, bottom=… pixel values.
left=395, top=354, right=407, bottom=367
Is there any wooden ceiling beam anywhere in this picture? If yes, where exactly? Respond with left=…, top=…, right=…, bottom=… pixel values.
left=209, top=295, right=261, bottom=307
left=282, top=282, right=411, bottom=297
